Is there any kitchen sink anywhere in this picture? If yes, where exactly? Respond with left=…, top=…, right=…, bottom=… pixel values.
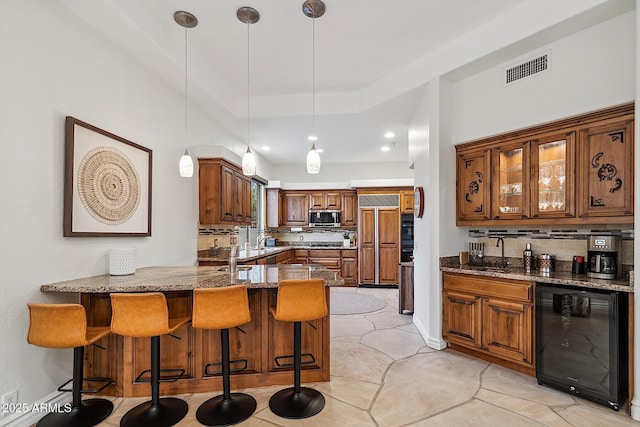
left=217, top=266, right=253, bottom=272
left=465, top=265, right=510, bottom=273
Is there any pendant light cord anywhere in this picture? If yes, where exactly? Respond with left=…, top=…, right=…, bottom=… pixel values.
left=184, top=27, right=189, bottom=152
left=312, top=14, right=315, bottom=133
left=247, top=20, right=251, bottom=146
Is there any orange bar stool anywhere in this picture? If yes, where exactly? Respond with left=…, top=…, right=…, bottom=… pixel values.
left=192, top=285, right=256, bottom=426
left=269, top=279, right=328, bottom=419
left=110, top=292, right=191, bottom=427
left=27, top=303, right=114, bottom=427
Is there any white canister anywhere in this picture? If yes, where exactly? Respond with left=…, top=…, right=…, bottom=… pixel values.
left=343, top=238, right=351, bottom=247
left=109, top=248, right=136, bottom=275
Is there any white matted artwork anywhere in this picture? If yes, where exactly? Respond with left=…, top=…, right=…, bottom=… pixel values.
left=64, top=116, right=152, bottom=236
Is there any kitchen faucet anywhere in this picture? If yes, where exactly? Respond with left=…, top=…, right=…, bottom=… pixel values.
left=256, top=233, right=267, bottom=249
left=496, top=237, right=507, bottom=268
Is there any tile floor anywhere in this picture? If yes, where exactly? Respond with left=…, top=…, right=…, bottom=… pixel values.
left=95, top=286, right=639, bottom=426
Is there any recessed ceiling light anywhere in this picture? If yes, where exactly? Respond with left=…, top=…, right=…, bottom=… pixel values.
left=316, top=148, right=324, bottom=153
left=381, top=145, right=391, bottom=152
left=262, top=146, right=270, bottom=151
left=384, top=131, right=395, bottom=139
left=308, top=135, right=318, bottom=141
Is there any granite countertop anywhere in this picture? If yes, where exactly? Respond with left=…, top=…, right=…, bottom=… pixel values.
left=40, top=265, right=344, bottom=293
left=440, top=264, right=632, bottom=293
left=198, top=245, right=356, bottom=263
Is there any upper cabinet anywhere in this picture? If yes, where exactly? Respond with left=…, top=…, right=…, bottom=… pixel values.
left=578, top=119, right=634, bottom=219
left=199, top=159, right=253, bottom=226
left=400, top=191, right=414, bottom=214
left=282, top=192, right=309, bottom=226
left=456, top=148, right=491, bottom=222
left=309, top=192, right=341, bottom=210
left=266, top=190, right=358, bottom=228
left=456, top=103, right=634, bottom=226
left=341, top=192, right=358, bottom=227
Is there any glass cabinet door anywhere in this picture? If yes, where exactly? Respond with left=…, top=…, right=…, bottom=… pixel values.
left=531, top=133, right=575, bottom=218
left=492, top=141, right=529, bottom=219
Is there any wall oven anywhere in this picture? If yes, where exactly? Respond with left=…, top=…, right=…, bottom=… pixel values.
left=400, top=213, right=414, bottom=262
left=308, top=210, right=341, bottom=227
left=535, top=284, right=628, bottom=411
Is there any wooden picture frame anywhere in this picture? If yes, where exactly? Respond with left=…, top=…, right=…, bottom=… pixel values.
left=63, top=117, right=152, bottom=237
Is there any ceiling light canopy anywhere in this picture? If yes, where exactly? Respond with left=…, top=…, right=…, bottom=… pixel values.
left=384, top=131, right=395, bottom=139
left=303, top=0, right=325, bottom=174
left=175, top=11, right=198, bottom=178
left=238, top=7, right=260, bottom=176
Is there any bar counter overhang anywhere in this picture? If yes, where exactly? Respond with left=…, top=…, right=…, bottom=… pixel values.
left=40, top=265, right=342, bottom=398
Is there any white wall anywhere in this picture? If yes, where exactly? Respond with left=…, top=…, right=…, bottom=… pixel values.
left=0, top=0, right=235, bottom=411
left=452, top=11, right=635, bottom=143
left=631, top=1, right=639, bottom=420
left=270, top=161, right=413, bottom=186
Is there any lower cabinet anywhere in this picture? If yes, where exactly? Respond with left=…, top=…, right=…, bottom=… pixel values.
left=442, top=272, right=534, bottom=375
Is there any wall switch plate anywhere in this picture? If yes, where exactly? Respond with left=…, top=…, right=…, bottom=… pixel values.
left=1, top=390, right=17, bottom=406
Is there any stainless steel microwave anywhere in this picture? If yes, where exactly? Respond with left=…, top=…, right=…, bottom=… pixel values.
left=308, top=210, right=341, bottom=227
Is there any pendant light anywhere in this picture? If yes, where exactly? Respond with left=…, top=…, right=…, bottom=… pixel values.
left=303, top=0, right=325, bottom=174
left=175, top=11, right=197, bottom=178
left=238, top=7, right=259, bottom=176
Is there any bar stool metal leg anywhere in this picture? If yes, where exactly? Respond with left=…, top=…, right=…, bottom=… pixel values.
left=120, top=336, right=188, bottom=427
left=196, top=328, right=257, bottom=426
left=269, top=321, right=325, bottom=419
left=36, top=346, right=113, bottom=427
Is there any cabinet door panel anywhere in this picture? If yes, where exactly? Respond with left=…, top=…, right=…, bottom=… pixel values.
left=283, top=193, right=308, bottom=226
left=326, top=193, right=341, bottom=209
left=457, top=149, right=491, bottom=222
left=341, top=192, right=357, bottom=227
left=578, top=120, right=634, bottom=217
left=378, top=208, right=399, bottom=246
left=492, top=141, right=530, bottom=220
left=220, top=165, right=235, bottom=222
left=482, top=298, right=532, bottom=364
left=378, top=247, right=398, bottom=284
left=531, top=133, right=575, bottom=218
left=442, top=291, right=482, bottom=348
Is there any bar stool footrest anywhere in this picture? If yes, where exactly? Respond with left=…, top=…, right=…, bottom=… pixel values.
left=35, top=398, right=113, bottom=427
left=134, top=368, right=185, bottom=383
left=196, top=393, right=257, bottom=426
left=269, top=387, right=325, bottom=419
left=57, top=377, right=114, bottom=394
left=274, top=353, right=316, bottom=368
left=204, top=359, right=248, bottom=376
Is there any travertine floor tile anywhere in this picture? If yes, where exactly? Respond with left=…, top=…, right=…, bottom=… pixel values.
left=364, top=310, right=413, bottom=329
left=361, top=327, right=426, bottom=360
left=476, top=388, right=573, bottom=427
left=331, top=315, right=375, bottom=338
left=331, top=340, right=392, bottom=383
left=371, top=351, right=487, bottom=426
left=555, top=403, right=640, bottom=426
left=315, top=376, right=380, bottom=410
left=410, top=399, right=542, bottom=426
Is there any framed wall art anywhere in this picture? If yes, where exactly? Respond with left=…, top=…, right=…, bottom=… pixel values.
left=63, top=116, right=152, bottom=237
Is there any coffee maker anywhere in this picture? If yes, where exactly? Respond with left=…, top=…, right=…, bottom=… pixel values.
left=586, top=235, right=621, bottom=280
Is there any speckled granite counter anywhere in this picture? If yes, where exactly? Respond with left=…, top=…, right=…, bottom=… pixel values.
left=40, top=265, right=344, bottom=293
left=440, top=261, right=632, bottom=293
left=197, top=245, right=356, bottom=264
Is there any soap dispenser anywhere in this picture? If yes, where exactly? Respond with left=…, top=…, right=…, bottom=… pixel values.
left=523, top=243, right=533, bottom=272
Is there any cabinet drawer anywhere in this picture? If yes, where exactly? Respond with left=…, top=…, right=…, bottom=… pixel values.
left=275, top=250, right=292, bottom=263
left=294, top=249, right=309, bottom=257
left=341, top=249, right=357, bottom=258
left=308, top=249, right=341, bottom=258
left=442, top=272, right=533, bottom=302
left=309, top=257, right=341, bottom=270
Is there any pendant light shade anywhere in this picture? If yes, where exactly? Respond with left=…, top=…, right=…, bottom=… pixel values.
left=242, top=147, right=256, bottom=175
left=175, top=11, right=197, bottom=178
left=238, top=7, right=260, bottom=177
left=303, top=0, right=325, bottom=174
left=306, top=144, right=321, bottom=174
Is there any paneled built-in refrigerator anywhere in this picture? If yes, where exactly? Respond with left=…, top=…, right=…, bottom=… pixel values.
left=358, top=194, right=400, bottom=286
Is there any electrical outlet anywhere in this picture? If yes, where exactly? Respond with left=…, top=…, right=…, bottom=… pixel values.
left=1, top=390, right=18, bottom=406
left=299, top=235, right=304, bottom=241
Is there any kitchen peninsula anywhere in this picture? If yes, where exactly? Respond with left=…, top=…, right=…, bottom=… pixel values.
left=40, top=265, right=343, bottom=397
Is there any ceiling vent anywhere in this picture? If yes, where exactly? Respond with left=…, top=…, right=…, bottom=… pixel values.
left=505, top=52, right=550, bottom=84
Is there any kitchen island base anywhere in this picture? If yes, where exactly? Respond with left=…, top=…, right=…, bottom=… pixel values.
left=81, top=288, right=330, bottom=397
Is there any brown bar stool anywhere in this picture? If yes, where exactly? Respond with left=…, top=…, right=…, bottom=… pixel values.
left=269, top=279, right=327, bottom=419
left=110, top=292, right=191, bottom=427
left=27, top=303, right=114, bottom=427
left=192, top=285, right=256, bottom=426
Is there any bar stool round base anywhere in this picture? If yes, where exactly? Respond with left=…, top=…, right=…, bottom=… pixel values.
left=269, top=387, right=325, bottom=419
left=120, top=397, right=188, bottom=427
left=36, top=399, right=113, bottom=427
left=196, top=393, right=257, bottom=426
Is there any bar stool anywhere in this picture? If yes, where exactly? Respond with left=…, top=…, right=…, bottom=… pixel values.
left=269, top=279, right=327, bottom=419
left=110, top=292, right=191, bottom=427
left=192, top=285, right=256, bottom=426
left=27, top=303, right=114, bottom=427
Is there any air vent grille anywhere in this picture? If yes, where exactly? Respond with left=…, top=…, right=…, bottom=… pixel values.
left=358, top=194, right=399, bottom=207
left=506, top=54, right=548, bottom=84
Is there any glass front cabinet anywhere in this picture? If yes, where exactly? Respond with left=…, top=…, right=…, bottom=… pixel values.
left=531, top=132, right=575, bottom=218
left=492, top=141, right=529, bottom=220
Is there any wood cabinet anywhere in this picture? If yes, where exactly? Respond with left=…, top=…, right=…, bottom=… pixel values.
left=341, top=192, right=358, bottom=227
left=266, top=188, right=283, bottom=228
left=455, top=103, right=634, bottom=226
left=309, top=192, right=341, bottom=210
left=341, top=249, right=358, bottom=286
left=400, top=191, right=414, bottom=214
left=308, top=249, right=342, bottom=275
left=282, top=193, right=309, bottom=226
left=442, top=272, right=534, bottom=375
left=358, top=207, right=399, bottom=285
left=577, top=119, right=634, bottom=218
left=199, top=159, right=252, bottom=225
